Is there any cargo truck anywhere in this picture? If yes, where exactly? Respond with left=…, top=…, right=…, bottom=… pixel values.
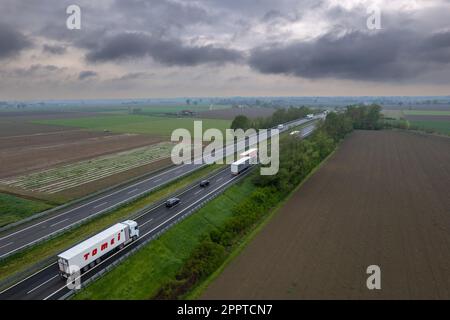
left=231, top=156, right=251, bottom=175
left=57, top=220, right=139, bottom=278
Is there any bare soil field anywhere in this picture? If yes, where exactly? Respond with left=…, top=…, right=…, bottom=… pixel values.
left=0, top=131, right=162, bottom=178
left=198, top=107, right=276, bottom=120
left=203, top=130, right=450, bottom=299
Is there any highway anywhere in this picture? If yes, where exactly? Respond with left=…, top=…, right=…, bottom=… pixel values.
left=0, top=117, right=321, bottom=300
left=0, top=115, right=322, bottom=259
left=0, top=166, right=253, bottom=300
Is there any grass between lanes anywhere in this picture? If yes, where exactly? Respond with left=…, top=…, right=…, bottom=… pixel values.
left=0, top=164, right=220, bottom=284
left=73, top=177, right=256, bottom=300
left=72, top=121, right=323, bottom=300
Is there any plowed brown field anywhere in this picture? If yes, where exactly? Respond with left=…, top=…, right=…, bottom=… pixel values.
left=203, top=130, right=450, bottom=299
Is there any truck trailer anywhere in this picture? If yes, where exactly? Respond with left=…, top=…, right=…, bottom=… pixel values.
left=231, top=156, right=252, bottom=175
left=57, top=220, right=139, bottom=278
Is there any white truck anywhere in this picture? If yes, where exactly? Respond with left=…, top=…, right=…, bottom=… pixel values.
left=57, top=220, right=139, bottom=278
left=306, top=114, right=314, bottom=119
left=239, top=148, right=258, bottom=159
left=231, top=156, right=252, bottom=175
left=277, top=124, right=284, bottom=130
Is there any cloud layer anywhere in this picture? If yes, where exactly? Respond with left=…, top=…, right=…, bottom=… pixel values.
left=0, top=0, right=449, bottom=99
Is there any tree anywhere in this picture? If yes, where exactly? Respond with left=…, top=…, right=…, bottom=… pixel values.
left=231, top=115, right=251, bottom=130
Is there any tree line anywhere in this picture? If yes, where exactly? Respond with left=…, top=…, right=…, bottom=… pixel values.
left=153, top=105, right=380, bottom=299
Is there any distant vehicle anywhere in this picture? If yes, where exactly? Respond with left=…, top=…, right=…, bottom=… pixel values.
left=239, top=148, right=258, bottom=159
left=199, top=180, right=210, bottom=187
left=231, top=156, right=251, bottom=175
left=306, top=114, right=314, bottom=119
left=277, top=124, right=284, bottom=130
left=57, top=220, right=139, bottom=278
left=165, top=197, right=180, bottom=208
left=290, top=130, right=300, bottom=136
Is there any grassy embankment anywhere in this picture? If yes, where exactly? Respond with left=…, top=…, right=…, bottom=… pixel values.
left=74, top=177, right=256, bottom=299
left=0, top=164, right=220, bottom=283
left=0, top=193, right=53, bottom=227
left=73, top=120, right=333, bottom=300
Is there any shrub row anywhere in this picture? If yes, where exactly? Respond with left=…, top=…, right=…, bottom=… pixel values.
left=152, top=112, right=353, bottom=299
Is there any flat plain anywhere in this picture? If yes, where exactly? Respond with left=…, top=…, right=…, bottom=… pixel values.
left=203, top=130, right=450, bottom=299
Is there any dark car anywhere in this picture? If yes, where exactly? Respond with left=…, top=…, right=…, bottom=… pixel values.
left=199, top=180, right=210, bottom=187
left=165, top=197, right=180, bottom=208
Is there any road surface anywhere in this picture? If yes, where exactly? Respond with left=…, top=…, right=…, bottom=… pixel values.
left=0, top=116, right=321, bottom=259
left=0, top=120, right=320, bottom=300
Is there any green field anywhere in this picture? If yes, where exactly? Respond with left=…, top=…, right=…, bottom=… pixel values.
left=132, top=104, right=231, bottom=116
left=409, top=120, right=450, bottom=135
left=403, top=110, right=450, bottom=116
left=0, top=193, right=52, bottom=227
left=33, top=115, right=232, bottom=137
left=73, top=178, right=256, bottom=300
left=382, top=109, right=404, bottom=119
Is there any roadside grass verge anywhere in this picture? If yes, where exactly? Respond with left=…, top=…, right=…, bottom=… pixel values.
left=73, top=123, right=338, bottom=300
left=0, top=165, right=220, bottom=284
left=0, top=193, right=53, bottom=228
left=186, top=145, right=339, bottom=299
left=73, top=178, right=256, bottom=299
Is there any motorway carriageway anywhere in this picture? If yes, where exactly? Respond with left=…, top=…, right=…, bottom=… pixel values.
left=0, top=166, right=251, bottom=300
left=0, top=120, right=319, bottom=300
left=0, top=115, right=322, bottom=259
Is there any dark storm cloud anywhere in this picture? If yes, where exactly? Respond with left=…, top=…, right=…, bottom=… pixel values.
left=86, top=32, right=244, bottom=66
left=78, top=70, right=97, bottom=80
left=43, top=44, right=67, bottom=55
left=0, top=23, right=32, bottom=59
left=249, top=29, right=450, bottom=82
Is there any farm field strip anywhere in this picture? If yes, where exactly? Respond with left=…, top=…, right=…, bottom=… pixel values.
left=0, top=142, right=175, bottom=194
left=202, top=130, right=450, bottom=299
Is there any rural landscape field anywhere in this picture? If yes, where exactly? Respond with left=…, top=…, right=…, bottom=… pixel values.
left=203, top=130, right=450, bottom=299
left=1, top=0, right=450, bottom=309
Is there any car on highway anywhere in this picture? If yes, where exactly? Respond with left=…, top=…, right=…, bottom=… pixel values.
left=165, top=197, right=180, bottom=208
left=199, top=180, right=210, bottom=187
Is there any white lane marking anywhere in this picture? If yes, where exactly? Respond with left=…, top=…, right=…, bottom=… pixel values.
left=93, top=202, right=108, bottom=209
left=216, top=177, right=223, bottom=182
left=0, top=163, right=190, bottom=242
left=0, top=166, right=204, bottom=259
left=0, top=242, right=13, bottom=249
left=0, top=262, right=57, bottom=295
left=0, top=117, right=317, bottom=257
left=50, top=219, right=69, bottom=228
left=154, top=178, right=161, bottom=182
left=194, top=190, right=202, bottom=195
left=133, top=167, right=228, bottom=221
left=27, top=275, right=59, bottom=295
left=127, top=188, right=139, bottom=194
left=44, top=173, right=242, bottom=300
left=139, top=219, right=153, bottom=228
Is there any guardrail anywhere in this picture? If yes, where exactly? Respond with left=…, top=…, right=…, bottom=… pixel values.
left=59, top=170, right=250, bottom=300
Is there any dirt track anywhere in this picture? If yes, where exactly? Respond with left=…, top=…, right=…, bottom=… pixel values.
left=203, top=130, right=450, bottom=299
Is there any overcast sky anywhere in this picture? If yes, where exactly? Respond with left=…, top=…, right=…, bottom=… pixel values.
left=0, top=0, right=449, bottom=100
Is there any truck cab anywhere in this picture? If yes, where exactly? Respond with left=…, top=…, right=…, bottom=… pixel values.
left=122, top=220, right=139, bottom=240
